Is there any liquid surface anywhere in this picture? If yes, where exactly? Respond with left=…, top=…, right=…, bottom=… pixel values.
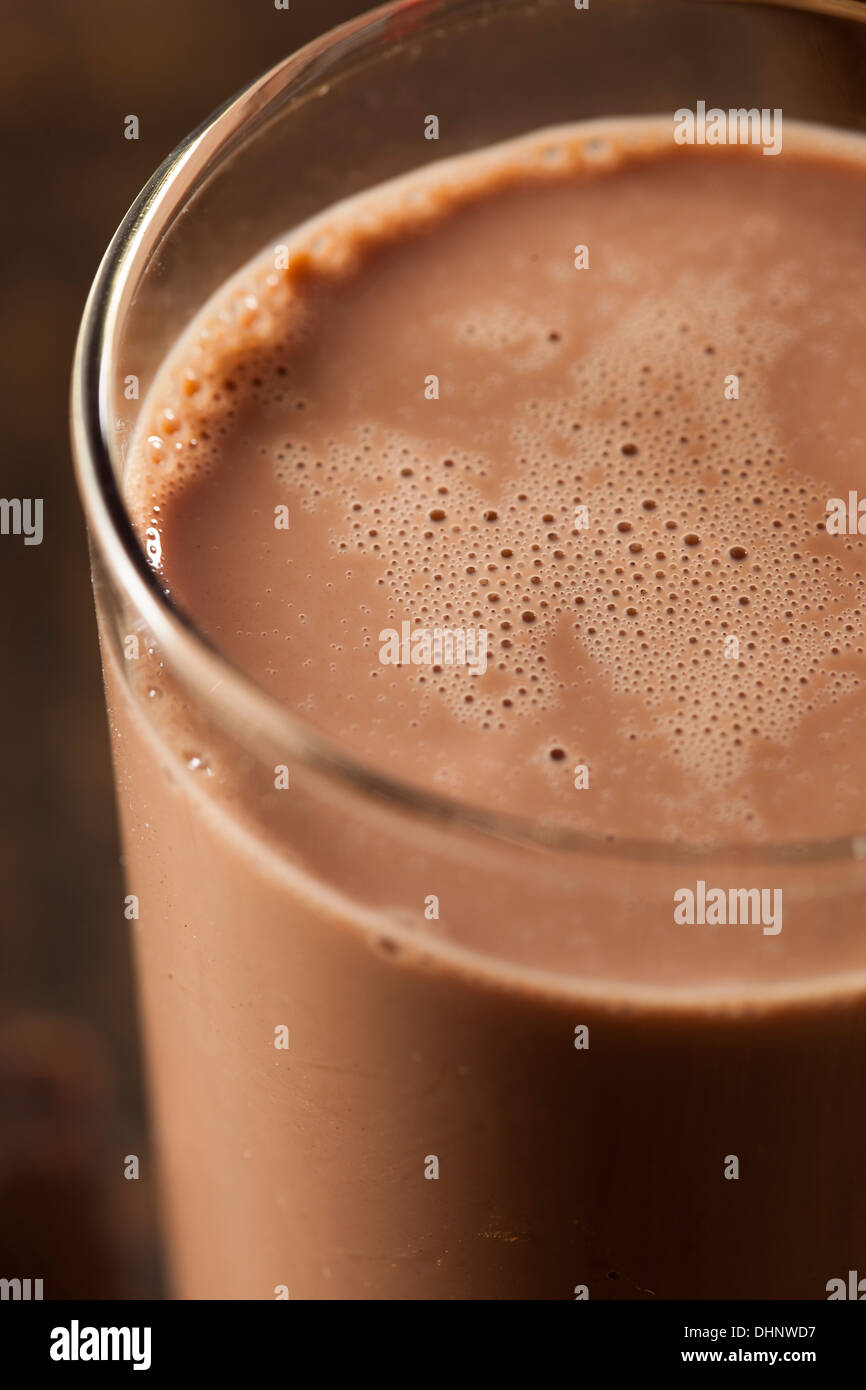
left=126, top=121, right=866, bottom=847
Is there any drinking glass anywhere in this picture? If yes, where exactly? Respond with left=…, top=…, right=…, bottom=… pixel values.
left=73, top=0, right=866, bottom=1299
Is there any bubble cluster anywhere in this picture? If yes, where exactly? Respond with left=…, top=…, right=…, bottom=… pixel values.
left=262, top=311, right=861, bottom=800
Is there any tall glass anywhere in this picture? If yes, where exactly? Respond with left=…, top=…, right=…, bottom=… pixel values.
left=73, top=0, right=866, bottom=1299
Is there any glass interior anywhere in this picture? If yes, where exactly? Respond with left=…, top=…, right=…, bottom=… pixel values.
left=73, top=0, right=866, bottom=872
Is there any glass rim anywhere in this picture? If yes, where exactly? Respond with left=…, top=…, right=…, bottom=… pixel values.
left=71, top=0, right=866, bottom=869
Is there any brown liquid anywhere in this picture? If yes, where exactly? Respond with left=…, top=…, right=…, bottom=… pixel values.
left=108, top=122, right=866, bottom=1298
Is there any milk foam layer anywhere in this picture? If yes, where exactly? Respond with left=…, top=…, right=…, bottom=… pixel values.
left=125, top=121, right=866, bottom=844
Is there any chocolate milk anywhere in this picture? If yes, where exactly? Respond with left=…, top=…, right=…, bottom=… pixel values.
left=106, top=121, right=866, bottom=1298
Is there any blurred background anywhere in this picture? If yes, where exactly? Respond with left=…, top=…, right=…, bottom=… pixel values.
left=0, top=0, right=378, bottom=1300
